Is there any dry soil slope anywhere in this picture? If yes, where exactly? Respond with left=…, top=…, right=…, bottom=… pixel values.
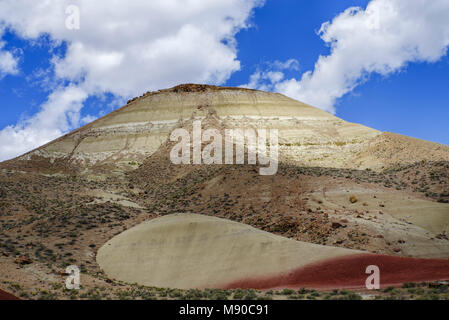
left=97, top=214, right=449, bottom=290
left=352, top=132, right=449, bottom=170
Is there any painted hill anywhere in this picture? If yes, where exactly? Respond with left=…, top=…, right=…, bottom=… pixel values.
left=97, top=213, right=449, bottom=290
left=0, top=84, right=448, bottom=298
left=9, top=84, right=449, bottom=174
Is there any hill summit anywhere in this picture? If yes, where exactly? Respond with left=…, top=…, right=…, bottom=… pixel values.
left=10, top=84, right=449, bottom=175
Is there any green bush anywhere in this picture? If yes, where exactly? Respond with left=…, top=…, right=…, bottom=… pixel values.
left=282, top=288, right=295, bottom=295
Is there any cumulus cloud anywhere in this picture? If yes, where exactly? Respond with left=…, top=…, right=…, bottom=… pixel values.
left=0, top=86, right=88, bottom=160
left=241, top=58, right=299, bottom=91
left=0, top=0, right=264, bottom=160
left=247, top=0, right=449, bottom=113
left=0, top=28, right=19, bottom=78
left=0, top=48, right=18, bottom=77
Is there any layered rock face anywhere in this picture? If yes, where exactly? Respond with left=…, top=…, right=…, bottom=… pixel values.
left=17, top=84, right=449, bottom=172
left=17, top=84, right=389, bottom=171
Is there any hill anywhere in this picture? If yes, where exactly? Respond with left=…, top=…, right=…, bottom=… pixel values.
left=0, top=84, right=448, bottom=298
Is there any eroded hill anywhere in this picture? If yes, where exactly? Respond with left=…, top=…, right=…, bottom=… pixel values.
left=0, top=84, right=448, bottom=298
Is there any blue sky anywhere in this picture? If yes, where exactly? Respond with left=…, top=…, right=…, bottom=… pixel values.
left=0, top=0, right=448, bottom=160
left=228, top=0, right=449, bottom=144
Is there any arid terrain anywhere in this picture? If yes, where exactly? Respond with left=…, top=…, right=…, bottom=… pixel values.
left=0, top=84, right=448, bottom=300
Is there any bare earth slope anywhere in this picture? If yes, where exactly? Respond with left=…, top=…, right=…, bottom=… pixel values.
left=1, top=84, right=448, bottom=297
left=127, top=138, right=449, bottom=259
left=97, top=213, right=449, bottom=290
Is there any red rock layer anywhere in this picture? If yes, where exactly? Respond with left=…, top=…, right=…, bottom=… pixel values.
left=223, top=254, right=449, bottom=290
left=0, top=289, right=19, bottom=300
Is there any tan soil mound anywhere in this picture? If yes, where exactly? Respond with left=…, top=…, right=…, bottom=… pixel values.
left=354, top=132, right=449, bottom=170
left=97, top=213, right=449, bottom=290
left=97, top=213, right=361, bottom=289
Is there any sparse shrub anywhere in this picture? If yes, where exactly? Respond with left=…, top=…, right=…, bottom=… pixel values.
left=346, top=292, right=362, bottom=300
left=297, top=287, right=309, bottom=294
left=282, top=288, right=295, bottom=295
left=243, top=289, right=258, bottom=300
left=233, top=289, right=244, bottom=300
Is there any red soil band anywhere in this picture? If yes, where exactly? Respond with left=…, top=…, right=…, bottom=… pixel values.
left=223, top=254, right=449, bottom=290
left=0, top=289, right=19, bottom=300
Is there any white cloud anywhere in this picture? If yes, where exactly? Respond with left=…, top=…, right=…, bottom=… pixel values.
left=246, top=0, right=449, bottom=113
left=0, top=38, right=19, bottom=77
left=0, top=0, right=264, bottom=160
left=241, top=58, right=298, bottom=91
left=0, top=86, right=88, bottom=160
